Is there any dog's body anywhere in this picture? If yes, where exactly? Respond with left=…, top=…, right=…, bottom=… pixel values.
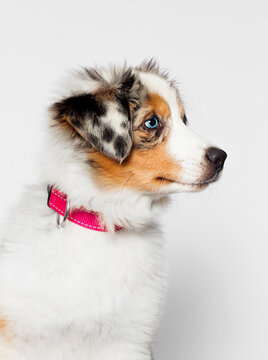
left=0, top=61, right=226, bottom=359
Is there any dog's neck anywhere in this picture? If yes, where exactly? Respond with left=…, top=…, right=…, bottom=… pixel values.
left=39, top=128, right=168, bottom=231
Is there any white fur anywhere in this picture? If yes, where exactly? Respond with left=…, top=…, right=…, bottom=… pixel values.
left=0, top=67, right=219, bottom=359
left=138, top=71, right=214, bottom=193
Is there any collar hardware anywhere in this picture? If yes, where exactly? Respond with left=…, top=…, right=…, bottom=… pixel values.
left=47, top=185, right=122, bottom=232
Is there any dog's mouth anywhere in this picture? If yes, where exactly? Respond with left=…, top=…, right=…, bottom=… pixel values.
left=155, top=173, right=219, bottom=187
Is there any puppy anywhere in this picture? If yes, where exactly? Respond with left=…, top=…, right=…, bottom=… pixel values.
left=0, top=60, right=227, bottom=360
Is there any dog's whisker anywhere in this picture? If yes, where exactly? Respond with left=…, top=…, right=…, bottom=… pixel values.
left=117, top=174, right=134, bottom=201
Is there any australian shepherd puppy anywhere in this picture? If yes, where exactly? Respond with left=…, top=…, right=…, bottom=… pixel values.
left=0, top=60, right=227, bottom=360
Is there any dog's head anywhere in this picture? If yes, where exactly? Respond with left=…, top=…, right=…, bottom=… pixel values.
left=50, top=60, right=227, bottom=195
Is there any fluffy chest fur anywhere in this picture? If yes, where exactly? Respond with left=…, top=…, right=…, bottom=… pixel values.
left=0, top=189, right=166, bottom=324
left=0, top=188, right=166, bottom=359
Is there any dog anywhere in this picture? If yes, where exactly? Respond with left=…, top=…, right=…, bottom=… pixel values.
left=0, top=60, right=227, bottom=359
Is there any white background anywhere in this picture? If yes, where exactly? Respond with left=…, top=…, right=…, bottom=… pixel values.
left=0, top=1, right=267, bottom=359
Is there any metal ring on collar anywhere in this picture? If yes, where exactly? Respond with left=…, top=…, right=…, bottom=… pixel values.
left=56, top=197, right=70, bottom=229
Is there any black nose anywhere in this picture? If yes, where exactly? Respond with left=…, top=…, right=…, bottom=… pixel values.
left=205, top=147, right=227, bottom=171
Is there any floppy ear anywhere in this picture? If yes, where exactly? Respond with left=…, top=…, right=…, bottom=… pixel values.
left=50, top=68, right=140, bottom=162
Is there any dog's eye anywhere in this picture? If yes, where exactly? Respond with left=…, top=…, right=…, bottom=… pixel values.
left=144, top=115, right=160, bottom=130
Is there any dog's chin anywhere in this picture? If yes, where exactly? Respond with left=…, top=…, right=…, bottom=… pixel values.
left=155, top=172, right=221, bottom=194
left=155, top=182, right=209, bottom=194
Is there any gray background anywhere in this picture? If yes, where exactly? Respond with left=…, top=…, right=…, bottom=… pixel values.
left=0, top=0, right=267, bottom=359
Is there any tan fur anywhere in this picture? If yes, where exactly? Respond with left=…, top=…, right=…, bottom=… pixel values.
left=145, top=93, right=171, bottom=119
left=93, top=88, right=116, bottom=101
left=0, top=318, right=13, bottom=346
left=0, top=319, right=7, bottom=334
left=0, top=317, right=15, bottom=360
left=88, top=138, right=181, bottom=192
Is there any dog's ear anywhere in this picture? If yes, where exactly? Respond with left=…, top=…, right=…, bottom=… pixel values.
left=50, top=68, right=141, bottom=162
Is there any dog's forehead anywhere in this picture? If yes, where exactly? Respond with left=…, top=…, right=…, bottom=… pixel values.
left=137, top=71, right=180, bottom=116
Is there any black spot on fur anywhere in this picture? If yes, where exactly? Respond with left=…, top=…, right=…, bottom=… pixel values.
left=84, top=68, right=104, bottom=82
left=182, top=114, right=188, bottom=125
left=88, top=159, right=103, bottom=169
left=140, top=135, right=158, bottom=144
left=121, top=121, right=128, bottom=129
left=118, top=69, right=142, bottom=114
left=155, top=126, right=163, bottom=138
left=87, top=134, right=100, bottom=148
left=92, top=113, right=101, bottom=128
left=115, top=92, right=131, bottom=119
left=102, top=126, right=115, bottom=142
left=51, top=94, right=106, bottom=128
left=120, top=69, right=136, bottom=94
left=69, top=114, right=83, bottom=129
left=114, top=135, right=128, bottom=159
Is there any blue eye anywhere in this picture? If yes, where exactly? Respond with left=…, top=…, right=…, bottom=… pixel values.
left=144, top=116, right=159, bottom=129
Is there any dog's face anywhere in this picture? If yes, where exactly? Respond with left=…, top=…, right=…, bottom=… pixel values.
left=50, top=61, right=227, bottom=194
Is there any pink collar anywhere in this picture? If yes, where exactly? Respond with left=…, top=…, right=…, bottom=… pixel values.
left=47, top=186, right=122, bottom=232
